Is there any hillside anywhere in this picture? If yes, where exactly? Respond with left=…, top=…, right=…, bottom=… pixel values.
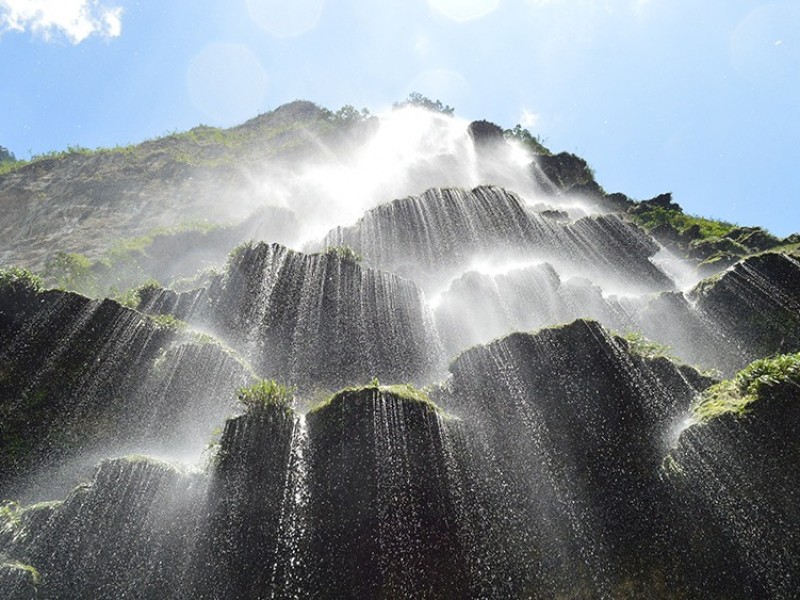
left=1, top=99, right=799, bottom=598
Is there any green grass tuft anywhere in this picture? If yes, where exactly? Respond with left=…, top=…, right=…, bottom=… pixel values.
left=308, top=380, right=446, bottom=416
left=323, top=245, right=362, bottom=263
left=0, top=267, right=43, bottom=292
left=237, top=379, right=295, bottom=412
left=693, top=352, right=800, bottom=421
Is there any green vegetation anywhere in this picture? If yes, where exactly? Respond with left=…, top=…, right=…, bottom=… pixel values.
left=237, top=379, right=295, bottom=413
left=228, top=241, right=255, bottom=264
left=321, top=104, right=372, bottom=124
left=393, top=92, right=455, bottom=115
left=1, top=560, right=41, bottom=587
left=0, top=145, right=17, bottom=171
left=40, top=221, right=227, bottom=299
left=504, top=124, right=552, bottom=156
left=693, top=352, right=800, bottom=421
left=0, top=501, right=21, bottom=530
left=0, top=100, right=361, bottom=178
left=324, top=245, right=363, bottom=263
left=623, top=332, right=675, bottom=360
left=148, top=314, right=187, bottom=331
left=309, top=380, right=445, bottom=415
left=44, top=251, right=96, bottom=293
left=629, top=205, right=736, bottom=240
left=0, top=267, right=43, bottom=292
left=0, top=144, right=97, bottom=175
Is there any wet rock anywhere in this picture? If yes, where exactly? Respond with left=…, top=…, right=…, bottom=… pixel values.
left=323, top=185, right=674, bottom=293
left=467, top=119, right=506, bottom=150
left=722, top=226, right=781, bottom=253
left=641, top=192, right=682, bottom=212
left=533, top=151, right=597, bottom=192
left=0, top=456, right=205, bottom=600
left=194, top=404, right=297, bottom=599
left=669, top=356, right=800, bottom=598
left=208, top=243, right=443, bottom=389
left=692, top=252, right=800, bottom=361
left=0, top=289, right=174, bottom=496
left=443, top=319, right=712, bottom=596
left=306, top=386, right=474, bottom=598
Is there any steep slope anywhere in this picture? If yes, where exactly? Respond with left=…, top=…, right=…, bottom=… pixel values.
left=0, top=101, right=370, bottom=270
left=321, top=185, right=674, bottom=294
left=440, top=319, right=717, bottom=597
left=0, top=272, right=253, bottom=500
left=1, top=100, right=799, bottom=600
left=668, top=353, right=800, bottom=598
left=138, top=242, right=444, bottom=390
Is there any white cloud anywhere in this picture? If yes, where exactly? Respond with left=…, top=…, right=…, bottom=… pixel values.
left=0, top=0, right=122, bottom=44
left=520, top=109, right=540, bottom=128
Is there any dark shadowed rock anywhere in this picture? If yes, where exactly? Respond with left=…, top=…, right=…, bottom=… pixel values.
left=668, top=355, right=800, bottom=598
left=306, top=386, right=474, bottom=598
left=139, top=242, right=444, bottom=390
left=692, top=252, right=800, bottom=361
left=441, top=319, right=715, bottom=597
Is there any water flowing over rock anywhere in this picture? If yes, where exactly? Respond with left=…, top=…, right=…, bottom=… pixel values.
left=0, top=456, right=207, bottom=599
left=441, top=319, right=716, bottom=596
left=669, top=359, right=800, bottom=598
left=140, top=242, right=444, bottom=390
left=305, top=387, right=474, bottom=598
left=0, top=284, right=253, bottom=500
left=692, top=252, right=800, bottom=362
left=2, top=101, right=799, bottom=599
left=322, top=185, right=674, bottom=293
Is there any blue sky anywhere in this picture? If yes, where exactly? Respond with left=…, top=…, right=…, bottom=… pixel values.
left=1, top=0, right=798, bottom=236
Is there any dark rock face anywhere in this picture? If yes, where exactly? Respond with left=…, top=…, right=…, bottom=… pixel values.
left=306, top=388, right=474, bottom=598
left=0, top=285, right=253, bottom=500
left=0, top=456, right=207, bottom=600
left=194, top=405, right=298, bottom=599
left=693, top=252, right=800, bottom=360
left=442, top=320, right=713, bottom=597
left=1, top=320, right=797, bottom=598
left=467, top=119, right=506, bottom=151
left=0, top=392, right=478, bottom=599
left=140, top=242, right=444, bottom=390
left=670, top=384, right=800, bottom=598
left=0, top=287, right=173, bottom=496
left=533, top=151, right=598, bottom=193
left=323, top=185, right=673, bottom=293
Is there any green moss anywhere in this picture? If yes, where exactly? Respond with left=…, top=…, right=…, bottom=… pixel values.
left=237, top=379, right=294, bottom=413
left=629, top=205, right=736, bottom=240
left=1, top=560, right=40, bottom=587
left=0, top=267, right=43, bottom=292
left=0, top=501, right=21, bottom=530
left=308, top=381, right=446, bottom=416
left=622, top=332, right=675, bottom=360
left=323, top=245, right=363, bottom=263
left=148, top=313, right=187, bottom=330
left=693, top=353, right=800, bottom=421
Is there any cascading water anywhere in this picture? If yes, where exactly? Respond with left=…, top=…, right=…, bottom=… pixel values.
left=1, top=103, right=799, bottom=599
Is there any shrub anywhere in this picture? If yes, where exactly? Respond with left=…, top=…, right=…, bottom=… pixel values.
left=623, top=332, right=673, bottom=360
left=393, top=92, right=455, bottom=115
left=237, top=379, right=294, bottom=412
left=0, top=267, right=43, bottom=292
left=693, top=352, right=800, bottom=421
left=504, top=124, right=552, bottom=156
left=324, top=245, right=362, bottom=263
